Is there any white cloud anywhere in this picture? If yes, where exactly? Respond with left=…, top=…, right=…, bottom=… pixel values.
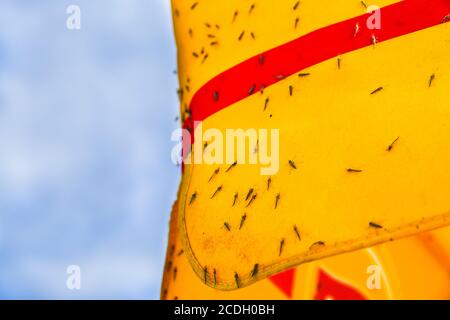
left=0, top=0, right=180, bottom=299
left=1, top=254, right=162, bottom=299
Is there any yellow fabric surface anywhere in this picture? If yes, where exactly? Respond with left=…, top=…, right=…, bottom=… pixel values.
left=172, top=0, right=450, bottom=289
left=161, top=200, right=450, bottom=299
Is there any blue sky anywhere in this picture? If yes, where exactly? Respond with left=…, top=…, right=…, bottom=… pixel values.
left=0, top=0, right=180, bottom=299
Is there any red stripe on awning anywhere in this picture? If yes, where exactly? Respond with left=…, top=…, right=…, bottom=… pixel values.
left=184, top=0, right=450, bottom=132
